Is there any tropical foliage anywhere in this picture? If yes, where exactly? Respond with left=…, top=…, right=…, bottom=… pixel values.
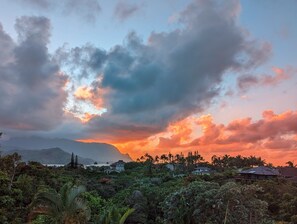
left=0, top=151, right=296, bottom=223
left=97, top=207, right=134, bottom=224
left=30, top=183, right=90, bottom=224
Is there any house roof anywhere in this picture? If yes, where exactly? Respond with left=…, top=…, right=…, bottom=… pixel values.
left=195, top=166, right=211, bottom=170
left=240, top=166, right=280, bottom=176
left=278, top=167, right=297, bottom=177
left=111, top=160, right=125, bottom=167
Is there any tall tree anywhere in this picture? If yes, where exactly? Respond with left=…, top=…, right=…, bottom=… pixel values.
left=0, top=153, right=22, bottom=191
left=144, top=153, right=154, bottom=176
left=160, top=154, right=168, bottom=164
left=211, top=155, right=223, bottom=170
left=168, top=152, right=173, bottom=163
left=71, top=153, right=74, bottom=168
left=0, top=132, right=2, bottom=158
left=75, top=155, right=78, bottom=168
left=286, top=161, right=295, bottom=167
left=154, top=155, right=159, bottom=164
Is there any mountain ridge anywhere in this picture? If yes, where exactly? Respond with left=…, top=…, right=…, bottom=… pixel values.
left=3, top=147, right=95, bottom=165
left=1, top=136, right=132, bottom=163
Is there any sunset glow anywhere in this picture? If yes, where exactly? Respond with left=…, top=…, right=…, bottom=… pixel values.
left=1, top=0, right=297, bottom=166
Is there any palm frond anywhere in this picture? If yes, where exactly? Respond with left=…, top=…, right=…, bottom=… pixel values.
left=60, top=182, right=73, bottom=207
left=119, top=208, right=135, bottom=224
left=29, top=183, right=90, bottom=223
left=31, top=191, right=63, bottom=213
left=66, top=185, right=86, bottom=207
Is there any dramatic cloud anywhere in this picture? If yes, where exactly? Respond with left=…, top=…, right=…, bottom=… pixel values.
left=168, top=110, right=297, bottom=151
left=63, top=0, right=270, bottom=142
left=0, top=16, right=68, bottom=131
left=74, top=83, right=105, bottom=110
left=14, top=0, right=101, bottom=22
left=158, top=117, right=195, bottom=149
left=55, top=45, right=107, bottom=79
left=221, top=110, right=297, bottom=145
left=0, top=1, right=275, bottom=150
left=114, top=1, right=140, bottom=21
left=116, top=109, right=296, bottom=164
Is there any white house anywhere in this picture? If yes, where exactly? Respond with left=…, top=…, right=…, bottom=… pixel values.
left=110, top=160, right=126, bottom=172
left=192, top=167, right=212, bottom=175
left=165, top=163, right=175, bottom=171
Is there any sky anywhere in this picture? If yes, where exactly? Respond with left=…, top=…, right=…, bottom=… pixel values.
left=0, top=0, right=296, bottom=165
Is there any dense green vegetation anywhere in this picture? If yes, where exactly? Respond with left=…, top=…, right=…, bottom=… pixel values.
left=0, top=150, right=297, bottom=224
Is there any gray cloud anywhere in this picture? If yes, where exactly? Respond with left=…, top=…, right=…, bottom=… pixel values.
left=55, top=44, right=107, bottom=79
left=14, top=0, right=101, bottom=22
left=18, top=0, right=50, bottom=9
left=114, top=1, right=140, bottom=21
left=237, top=67, right=292, bottom=92
left=0, top=24, right=15, bottom=66
left=65, top=0, right=270, bottom=142
left=0, top=16, right=68, bottom=131
left=237, top=75, right=259, bottom=91
left=2, top=1, right=272, bottom=143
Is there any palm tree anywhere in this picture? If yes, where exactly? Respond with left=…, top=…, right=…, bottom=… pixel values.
left=221, top=154, right=231, bottom=168
left=168, top=152, right=173, bottom=163
left=174, top=153, right=180, bottom=164
left=29, top=182, right=90, bottom=224
left=160, top=154, right=168, bottom=163
left=211, top=155, right=223, bottom=169
left=286, top=161, right=295, bottom=167
left=144, top=153, right=154, bottom=176
left=193, top=150, right=204, bottom=165
left=154, top=155, right=160, bottom=164
left=97, top=207, right=134, bottom=224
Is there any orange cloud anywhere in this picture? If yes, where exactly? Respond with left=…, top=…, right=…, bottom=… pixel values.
left=74, top=86, right=93, bottom=100
left=74, top=85, right=105, bottom=109
left=195, top=115, right=225, bottom=145
left=193, top=110, right=297, bottom=165
left=158, top=117, right=194, bottom=148
left=78, top=109, right=297, bottom=165
left=262, top=66, right=290, bottom=85
left=237, top=66, right=294, bottom=92
left=80, top=112, right=97, bottom=123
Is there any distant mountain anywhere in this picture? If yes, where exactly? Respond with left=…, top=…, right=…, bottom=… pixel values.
left=3, top=148, right=94, bottom=165
left=2, top=136, right=132, bottom=163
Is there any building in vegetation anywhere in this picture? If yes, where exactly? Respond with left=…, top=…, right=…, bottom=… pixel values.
left=110, top=160, right=126, bottom=172
left=192, top=167, right=212, bottom=175
left=278, top=167, right=297, bottom=182
left=239, top=166, right=280, bottom=180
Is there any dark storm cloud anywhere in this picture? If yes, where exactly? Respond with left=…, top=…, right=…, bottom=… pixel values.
left=14, top=0, right=101, bottom=22
left=114, top=1, right=140, bottom=21
left=0, top=16, right=68, bottom=131
left=55, top=45, right=107, bottom=79
left=70, top=0, right=271, bottom=142
left=4, top=0, right=271, bottom=142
